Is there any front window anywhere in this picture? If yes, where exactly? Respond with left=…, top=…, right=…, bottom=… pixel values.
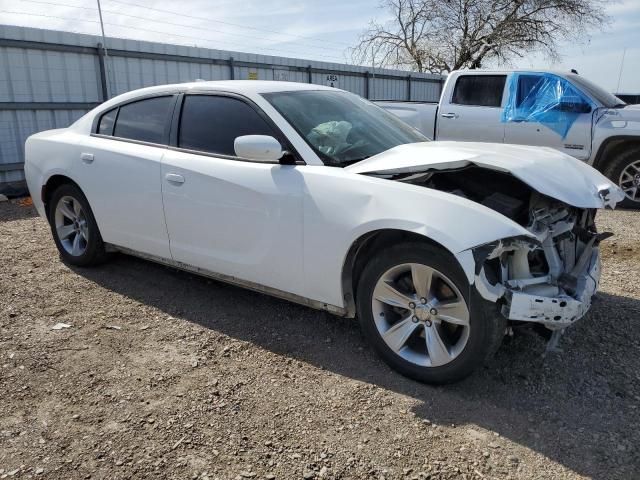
left=263, top=90, right=427, bottom=166
left=178, top=95, right=278, bottom=157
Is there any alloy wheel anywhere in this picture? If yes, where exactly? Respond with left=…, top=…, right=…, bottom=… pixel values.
left=619, top=159, right=640, bottom=202
left=371, top=263, right=470, bottom=367
left=54, top=195, right=89, bottom=257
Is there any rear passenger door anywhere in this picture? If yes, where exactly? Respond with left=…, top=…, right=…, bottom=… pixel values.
left=75, top=95, right=176, bottom=258
left=436, top=74, right=507, bottom=143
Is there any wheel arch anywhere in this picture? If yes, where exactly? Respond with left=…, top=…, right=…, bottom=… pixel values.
left=592, top=135, right=640, bottom=172
left=340, top=229, right=457, bottom=318
left=42, top=174, right=85, bottom=217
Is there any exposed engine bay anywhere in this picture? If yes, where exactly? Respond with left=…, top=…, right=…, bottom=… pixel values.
left=385, top=166, right=610, bottom=348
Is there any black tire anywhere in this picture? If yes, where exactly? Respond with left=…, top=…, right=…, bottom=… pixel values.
left=602, top=147, right=640, bottom=209
left=356, top=242, right=505, bottom=384
left=48, top=183, right=108, bottom=267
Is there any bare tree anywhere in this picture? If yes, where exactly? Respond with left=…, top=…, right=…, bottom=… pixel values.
left=352, top=0, right=610, bottom=74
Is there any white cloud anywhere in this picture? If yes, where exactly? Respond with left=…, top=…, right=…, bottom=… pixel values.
left=606, top=0, right=640, bottom=15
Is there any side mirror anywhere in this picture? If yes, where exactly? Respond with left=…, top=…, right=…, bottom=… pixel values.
left=556, top=100, right=591, bottom=114
left=234, top=135, right=284, bottom=162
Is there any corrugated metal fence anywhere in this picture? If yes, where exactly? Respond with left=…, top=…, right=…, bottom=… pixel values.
left=0, top=25, right=444, bottom=194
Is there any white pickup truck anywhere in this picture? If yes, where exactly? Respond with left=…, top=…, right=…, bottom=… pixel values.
left=378, top=70, right=640, bottom=207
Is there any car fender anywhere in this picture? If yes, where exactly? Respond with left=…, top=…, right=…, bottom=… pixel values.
left=25, top=130, right=83, bottom=218
left=300, top=167, right=534, bottom=309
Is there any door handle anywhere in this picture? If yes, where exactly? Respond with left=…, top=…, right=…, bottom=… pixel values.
left=440, top=113, right=458, bottom=119
left=80, top=152, right=94, bottom=164
left=165, top=173, right=185, bottom=185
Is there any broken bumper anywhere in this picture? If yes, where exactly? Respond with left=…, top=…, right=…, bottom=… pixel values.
left=502, top=248, right=600, bottom=329
left=475, top=247, right=601, bottom=330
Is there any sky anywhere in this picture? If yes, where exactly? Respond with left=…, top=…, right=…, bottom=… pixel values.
left=0, top=0, right=639, bottom=93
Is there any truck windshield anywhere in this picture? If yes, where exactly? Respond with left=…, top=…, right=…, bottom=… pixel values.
left=567, top=74, right=626, bottom=108
left=263, top=90, right=427, bottom=166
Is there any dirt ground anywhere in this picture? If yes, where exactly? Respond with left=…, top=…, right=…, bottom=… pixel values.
left=1, top=200, right=638, bottom=480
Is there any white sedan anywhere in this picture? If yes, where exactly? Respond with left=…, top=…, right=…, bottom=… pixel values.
left=24, top=81, right=624, bottom=383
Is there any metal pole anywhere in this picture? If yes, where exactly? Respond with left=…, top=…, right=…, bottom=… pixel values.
left=96, top=43, right=109, bottom=101
left=370, top=53, right=375, bottom=101
left=615, top=47, right=627, bottom=94
left=364, top=71, right=370, bottom=99
left=96, top=0, right=111, bottom=99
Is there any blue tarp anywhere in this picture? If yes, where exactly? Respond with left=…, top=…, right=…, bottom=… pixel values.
left=501, top=73, right=594, bottom=139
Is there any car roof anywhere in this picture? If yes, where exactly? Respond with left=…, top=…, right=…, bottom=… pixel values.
left=75, top=81, right=346, bottom=131
left=113, top=80, right=337, bottom=102
left=94, top=80, right=341, bottom=114
left=452, top=69, right=573, bottom=77
left=184, top=80, right=338, bottom=94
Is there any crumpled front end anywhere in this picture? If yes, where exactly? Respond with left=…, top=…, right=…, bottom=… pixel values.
left=365, top=157, right=621, bottom=346
left=472, top=195, right=607, bottom=334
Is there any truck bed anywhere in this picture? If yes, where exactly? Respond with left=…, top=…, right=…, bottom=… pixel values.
left=374, top=101, right=438, bottom=140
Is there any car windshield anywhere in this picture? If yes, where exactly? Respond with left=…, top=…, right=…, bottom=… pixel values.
left=566, top=74, right=626, bottom=108
left=263, top=90, right=427, bottom=166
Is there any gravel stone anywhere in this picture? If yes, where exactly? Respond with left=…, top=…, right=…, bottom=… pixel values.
left=0, top=200, right=639, bottom=479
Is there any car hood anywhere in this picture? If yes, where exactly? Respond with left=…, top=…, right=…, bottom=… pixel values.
left=345, top=142, right=624, bottom=209
left=614, top=104, right=640, bottom=120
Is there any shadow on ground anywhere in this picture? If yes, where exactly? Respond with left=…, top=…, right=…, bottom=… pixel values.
left=76, top=254, right=639, bottom=479
left=0, top=201, right=39, bottom=222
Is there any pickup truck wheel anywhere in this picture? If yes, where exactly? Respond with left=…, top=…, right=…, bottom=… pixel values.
left=48, top=184, right=108, bottom=267
left=604, top=148, right=640, bottom=208
left=356, top=243, right=503, bottom=384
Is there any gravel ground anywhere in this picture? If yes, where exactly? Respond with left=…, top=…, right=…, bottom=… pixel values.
left=1, top=199, right=638, bottom=480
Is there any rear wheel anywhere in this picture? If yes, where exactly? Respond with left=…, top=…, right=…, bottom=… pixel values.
left=356, top=243, right=504, bottom=384
left=603, top=147, right=640, bottom=209
left=48, top=183, right=107, bottom=266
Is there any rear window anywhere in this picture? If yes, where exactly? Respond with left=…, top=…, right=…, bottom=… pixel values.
left=112, top=96, right=173, bottom=144
left=451, top=75, right=506, bottom=107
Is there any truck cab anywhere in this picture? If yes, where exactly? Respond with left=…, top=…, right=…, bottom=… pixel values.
left=378, top=70, right=640, bottom=207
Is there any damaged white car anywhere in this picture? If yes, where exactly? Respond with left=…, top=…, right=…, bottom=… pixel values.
left=24, top=82, right=624, bottom=383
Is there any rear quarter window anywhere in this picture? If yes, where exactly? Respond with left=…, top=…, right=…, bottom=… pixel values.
left=97, top=108, right=117, bottom=136
left=451, top=75, right=506, bottom=107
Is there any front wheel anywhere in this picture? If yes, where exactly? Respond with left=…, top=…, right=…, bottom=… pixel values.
left=603, top=147, right=640, bottom=209
left=356, top=243, right=505, bottom=384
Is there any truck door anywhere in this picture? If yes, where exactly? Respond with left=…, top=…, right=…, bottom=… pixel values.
left=502, top=73, right=593, bottom=160
left=436, top=74, right=507, bottom=143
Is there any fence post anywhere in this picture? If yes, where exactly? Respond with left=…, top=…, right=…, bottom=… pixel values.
left=407, top=74, right=412, bottom=101
left=229, top=56, right=235, bottom=80
left=96, top=43, right=109, bottom=101
left=365, top=71, right=371, bottom=99
left=307, top=65, right=312, bottom=84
